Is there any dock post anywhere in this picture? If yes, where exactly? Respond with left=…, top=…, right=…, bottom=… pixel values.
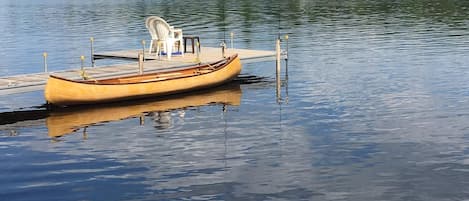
left=43, top=52, right=48, bottom=72
left=230, top=32, right=234, bottom=49
left=276, top=37, right=281, bottom=77
left=141, top=40, right=146, bottom=61
left=221, top=40, right=226, bottom=58
left=80, top=55, right=87, bottom=80
left=90, top=37, right=95, bottom=67
left=276, top=37, right=281, bottom=102
left=80, top=55, right=85, bottom=71
left=138, top=53, right=144, bottom=74
left=194, top=41, right=201, bottom=63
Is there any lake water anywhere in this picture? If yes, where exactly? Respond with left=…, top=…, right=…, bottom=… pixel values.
left=1, top=0, right=469, bottom=200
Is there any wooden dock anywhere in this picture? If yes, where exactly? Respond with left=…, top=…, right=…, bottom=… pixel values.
left=0, top=47, right=275, bottom=96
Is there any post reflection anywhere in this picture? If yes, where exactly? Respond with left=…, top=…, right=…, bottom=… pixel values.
left=46, top=83, right=242, bottom=137
left=276, top=56, right=289, bottom=104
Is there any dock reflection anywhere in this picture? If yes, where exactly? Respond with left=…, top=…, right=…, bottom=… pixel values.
left=47, top=83, right=242, bottom=137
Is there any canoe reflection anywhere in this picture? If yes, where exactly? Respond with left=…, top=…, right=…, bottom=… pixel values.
left=47, top=83, right=242, bottom=137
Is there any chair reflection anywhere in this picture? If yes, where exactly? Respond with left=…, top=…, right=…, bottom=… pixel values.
left=147, top=111, right=171, bottom=129
left=47, top=83, right=242, bottom=137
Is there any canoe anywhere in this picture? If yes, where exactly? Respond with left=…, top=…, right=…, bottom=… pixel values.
left=44, top=54, right=241, bottom=106
left=47, top=83, right=242, bottom=137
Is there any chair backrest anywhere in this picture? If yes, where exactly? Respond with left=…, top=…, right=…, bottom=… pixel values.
left=152, top=17, right=173, bottom=41
left=145, top=16, right=159, bottom=40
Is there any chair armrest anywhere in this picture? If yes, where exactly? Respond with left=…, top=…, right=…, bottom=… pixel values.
left=172, top=28, right=183, bottom=39
left=167, top=29, right=175, bottom=38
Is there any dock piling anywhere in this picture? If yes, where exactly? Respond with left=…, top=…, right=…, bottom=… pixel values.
left=141, top=40, right=146, bottom=61
left=276, top=37, right=281, bottom=77
left=220, top=41, right=226, bottom=58
left=43, top=52, right=48, bottom=72
left=80, top=55, right=85, bottom=71
left=138, top=53, right=144, bottom=74
left=90, top=37, right=95, bottom=67
left=80, top=55, right=87, bottom=80
left=195, top=41, right=201, bottom=63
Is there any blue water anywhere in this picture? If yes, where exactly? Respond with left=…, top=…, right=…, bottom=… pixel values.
left=1, top=0, right=469, bottom=200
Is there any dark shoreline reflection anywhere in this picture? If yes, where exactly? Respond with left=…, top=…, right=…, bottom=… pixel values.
left=0, top=109, right=48, bottom=126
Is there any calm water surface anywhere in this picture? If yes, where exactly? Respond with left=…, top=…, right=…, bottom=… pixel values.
left=1, top=0, right=469, bottom=200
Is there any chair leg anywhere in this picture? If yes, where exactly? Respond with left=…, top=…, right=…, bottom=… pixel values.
left=166, top=43, right=171, bottom=60
left=156, top=41, right=164, bottom=57
left=156, top=43, right=160, bottom=57
left=148, top=40, right=153, bottom=54
left=166, top=39, right=174, bottom=60
left=179, top=39, right=184, bottom=56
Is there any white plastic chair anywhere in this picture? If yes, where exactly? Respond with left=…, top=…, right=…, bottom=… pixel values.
left=145, top=16, right=159, bottom=55
left=145, top=16, right=183, bottom=59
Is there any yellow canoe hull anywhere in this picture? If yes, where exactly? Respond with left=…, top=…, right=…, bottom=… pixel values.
left=45, top=54, right=241, bottom=106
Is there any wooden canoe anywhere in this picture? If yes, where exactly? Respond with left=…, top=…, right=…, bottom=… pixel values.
left=44, top=54, right=241, bottom=106
left=47, top=83, right=242, bottom=137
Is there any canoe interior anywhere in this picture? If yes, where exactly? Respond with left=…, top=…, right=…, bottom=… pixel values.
left=52, top=54, right=237, bottom=85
